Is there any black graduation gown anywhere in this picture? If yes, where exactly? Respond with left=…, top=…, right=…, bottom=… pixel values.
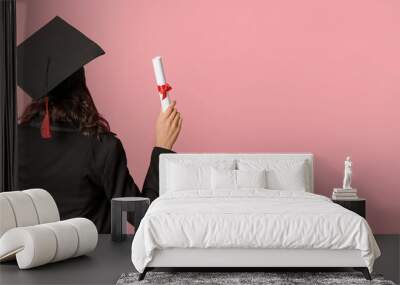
left=17, top=122, right=174, bottom=233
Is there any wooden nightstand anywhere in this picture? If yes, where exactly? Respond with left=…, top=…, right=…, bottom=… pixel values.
left=332, top=198, right=366, bottom=218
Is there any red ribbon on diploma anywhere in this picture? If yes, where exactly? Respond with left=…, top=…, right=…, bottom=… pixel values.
left=157, top=83, right=172, bottom=100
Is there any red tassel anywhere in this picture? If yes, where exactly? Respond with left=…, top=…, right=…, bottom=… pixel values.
left=40, top=97, right=52, bottom=139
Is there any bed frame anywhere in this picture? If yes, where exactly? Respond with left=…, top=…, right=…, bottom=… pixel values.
left=139, top=153, right=371, bottom=280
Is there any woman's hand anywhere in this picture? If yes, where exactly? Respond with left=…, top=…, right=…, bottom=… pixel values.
left=155, top=101, right=183, bottom=150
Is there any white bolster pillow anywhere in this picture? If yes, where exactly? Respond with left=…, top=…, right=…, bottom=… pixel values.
left=23, top=189, right=60, bottom=224
left=0, top=196, right=17, bottom=237
left=0, top=189, right=60, bottom=238
left=64, top=218, right=98, bottom=257
left=0, top=226, right=57, bottom=268
left=42, top=221, right=79, bottom=262
left=0, top=191, right=39, bottom=227
left=0, top=218, right=98, bottom=269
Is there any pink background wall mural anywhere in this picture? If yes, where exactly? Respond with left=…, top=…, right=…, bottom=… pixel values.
left=16, top=0, right=400, bottom=233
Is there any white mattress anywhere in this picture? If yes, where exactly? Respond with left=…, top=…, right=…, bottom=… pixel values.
left=131, top=190, right=380, bottom=273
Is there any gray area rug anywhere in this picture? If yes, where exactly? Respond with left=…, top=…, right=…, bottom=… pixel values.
left=117, top=272, right=396, bottom=285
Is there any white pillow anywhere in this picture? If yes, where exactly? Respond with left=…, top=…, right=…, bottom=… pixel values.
left=167, top=163, right=211, bottom=191
left=167, top=160, right=235, bottom=191
left=238, top=159, right=308, bottom=191
left=237, top=169, right=267, bottom=188
left=211, top=168, right=236, bottom=189
left=211, top=168, right=267, bottom=190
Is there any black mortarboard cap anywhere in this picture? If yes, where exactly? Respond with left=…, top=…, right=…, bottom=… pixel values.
left=17, top=16, right=105, bottom=100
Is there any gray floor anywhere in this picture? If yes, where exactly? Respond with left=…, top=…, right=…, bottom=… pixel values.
left=374, top=235, right=400, bottom=284
left=0, top=235, right=398, bottom=285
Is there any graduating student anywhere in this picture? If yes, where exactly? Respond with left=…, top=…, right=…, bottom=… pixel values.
left=17, top=17, right=182, bottom=233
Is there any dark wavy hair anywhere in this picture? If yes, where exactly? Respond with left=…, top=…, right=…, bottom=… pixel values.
left=19, top=67, right=110, bottom=137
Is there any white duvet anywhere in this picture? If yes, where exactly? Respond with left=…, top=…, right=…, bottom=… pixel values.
left=131, top=190, right=380, bottom=273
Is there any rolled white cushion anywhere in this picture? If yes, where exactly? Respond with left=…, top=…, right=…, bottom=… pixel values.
left=0, top=196, right=17, bottom=237
left=64, top=218, right=98, bottom=257
left=0, top=191, right=39, bottom=227
left=23, top=189, right=60, bottom=224
left=0, top=226, right=57, bottom=269
left=0, top=218, right=98, bottom=269
left=42, top=221, right=79, bottom=262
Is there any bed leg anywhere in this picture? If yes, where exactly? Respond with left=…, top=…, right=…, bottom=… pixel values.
left=354, top=267, right=371, bottom=280
left=138, top=268, right=148, bottom=281
left=362, top=268, right=372, bottom=281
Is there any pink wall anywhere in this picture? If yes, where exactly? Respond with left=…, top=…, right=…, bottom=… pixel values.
left=16, top=0, right=400, bottom=233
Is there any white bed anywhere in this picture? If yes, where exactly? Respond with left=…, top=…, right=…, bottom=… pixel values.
left=131, top=153, right=380, bottom=280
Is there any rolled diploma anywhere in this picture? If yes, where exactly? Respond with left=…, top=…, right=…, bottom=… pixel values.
left=152, top=56, right=171, bottom=111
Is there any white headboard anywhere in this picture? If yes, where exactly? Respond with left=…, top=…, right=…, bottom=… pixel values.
left=159, top=153, right=314, bottom=195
